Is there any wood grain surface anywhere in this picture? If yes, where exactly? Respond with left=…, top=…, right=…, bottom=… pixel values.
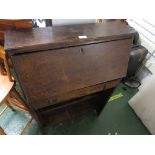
left=5, top=21, right=135, bottom=55
left=12, top=38, right=132, bottom=110
left=5, top=21, right=134, bottom=126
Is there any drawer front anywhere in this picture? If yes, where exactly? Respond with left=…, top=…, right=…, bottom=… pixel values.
left=43, top=79, right=121, bottom=109
left=38, top=88, right=115, bottom=126
left=12, top=38, right=132, bottom=109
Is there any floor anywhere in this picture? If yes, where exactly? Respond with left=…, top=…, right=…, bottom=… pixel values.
left=0, top=83, right=150, bottom=135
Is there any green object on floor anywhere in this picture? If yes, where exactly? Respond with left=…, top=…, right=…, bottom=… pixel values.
left=0, top=83, right=150, bottom=135
left=108, top=92, right=124, bottom=102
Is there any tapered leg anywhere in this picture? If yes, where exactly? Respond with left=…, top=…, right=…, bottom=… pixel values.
left=10, top=88, right=36, bottom=119
left=0, top=126, right=6, bottom=135
left=10, top=88, right=43, bottom=132
left=5, top=100, right=15, bottom=111
left=8, top=96, right=28, bottom=112
left=9, top=88, right=31, bottom=113
left=11, top=88, right=25, bottom=105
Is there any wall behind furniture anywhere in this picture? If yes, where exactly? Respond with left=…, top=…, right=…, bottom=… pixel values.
left=52, top=19, right=96, bottom=26
left=127, top=19, right=155, bottom=74
left=127, top=19, right=155, bottom=84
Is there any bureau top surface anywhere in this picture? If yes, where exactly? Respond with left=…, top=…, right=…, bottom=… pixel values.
left=5, top=21, right=135, bottom=55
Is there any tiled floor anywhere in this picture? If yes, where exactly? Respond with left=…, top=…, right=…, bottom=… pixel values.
left=0, top=104, right=32, bottom=135
left=0, top=83, right=150, bottom=135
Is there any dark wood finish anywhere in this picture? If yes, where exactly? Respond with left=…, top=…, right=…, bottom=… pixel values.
left=0, top=19, right=32, bottom=45
left=5, top=21, right=135, bottom=55
left=0, top=19, right=32, bottom=30
left=5, top=21, right=135, bottom=127
left=11, top=39, right=131, bottom=110
left=38, top=87, right=116, bottom=126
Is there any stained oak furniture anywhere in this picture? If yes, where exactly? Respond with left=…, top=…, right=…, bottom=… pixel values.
left=4, top=21, right=135, bottom=127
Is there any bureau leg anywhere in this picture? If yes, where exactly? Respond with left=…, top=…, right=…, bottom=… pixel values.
left=0, top=126, right=6, bottom=135
left=95, top=87, right=116, bottom=115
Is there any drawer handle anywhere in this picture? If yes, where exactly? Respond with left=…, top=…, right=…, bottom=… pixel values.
left=79, top=48, right=84, bottom=54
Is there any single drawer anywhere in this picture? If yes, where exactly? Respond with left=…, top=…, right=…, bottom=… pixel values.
left=37, top=78, right=121, bottom=110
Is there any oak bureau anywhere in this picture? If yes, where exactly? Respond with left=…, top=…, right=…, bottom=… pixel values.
left=5, top=21, right=135, bottom=127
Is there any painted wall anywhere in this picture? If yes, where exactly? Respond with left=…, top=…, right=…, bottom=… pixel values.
left=52, top=19, right=96, bottom=26
left=127, top=19, right=155, bottom=84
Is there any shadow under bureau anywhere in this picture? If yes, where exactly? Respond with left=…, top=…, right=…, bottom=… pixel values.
left=5, top=21, right=135, bottom=127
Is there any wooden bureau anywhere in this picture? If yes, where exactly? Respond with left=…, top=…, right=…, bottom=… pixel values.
left=4, top=21, right=135, bottom=127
